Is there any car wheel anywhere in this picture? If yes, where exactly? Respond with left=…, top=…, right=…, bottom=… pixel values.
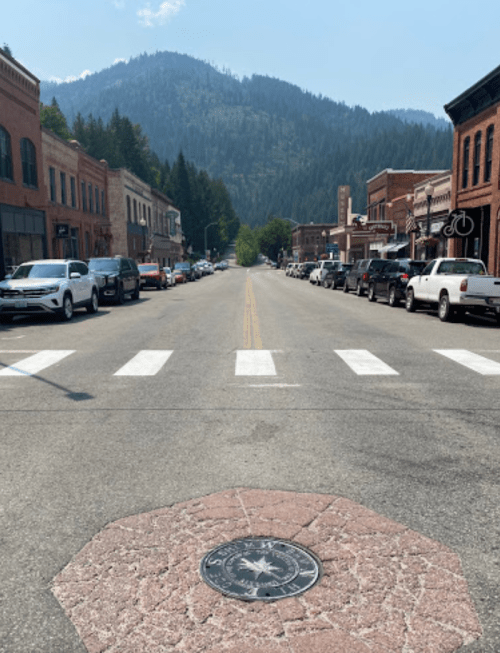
left=116, top=285, right=125, bottom=304
left=405, top=288, right=418, bottom=313
left=495, top=310, right=500, bottom=325
left=367, top=284, right=377, bottom=302
left=356, top=282, right=364, bottom=297
left=388, top=286, right=399, bottom=307
left=332, top=279, right=337, bottom=290
left=0, top=314, right=13, bottom=324
left=438, top=293, right=452, bottom=322
left=87, top=289, right=99, bottom=314
left=322, top=279, right=329, bottom=288
left=132, top=282, right=140, bottom=300
left=60, top=294, right=74, bottom=321
left=157, top=281, right=163, bottom=290
left=343, top=282, right=349, bottom=293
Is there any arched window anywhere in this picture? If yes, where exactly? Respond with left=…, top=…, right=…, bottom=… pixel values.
left=0, top=126, right=13, bottom=181
left=484, top=125, right=494, bottom=183
left=126, top=195, right=131, bottom=222
left=462, top=137, right=470, bottom=189
left=20, top=138, right=37, bottom=187
left=473, top=131, right=481, bottom=186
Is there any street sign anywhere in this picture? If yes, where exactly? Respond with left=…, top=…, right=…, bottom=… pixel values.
left=326, top=243, right=339, bottom=254
left=55, top=224, right=69, bottom=238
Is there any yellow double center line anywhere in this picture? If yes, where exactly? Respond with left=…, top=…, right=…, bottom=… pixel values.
left=243, top=275, right=262, bottom=349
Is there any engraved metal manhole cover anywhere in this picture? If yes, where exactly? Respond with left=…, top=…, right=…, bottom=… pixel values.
left=200, top=537, right=322, bottom=601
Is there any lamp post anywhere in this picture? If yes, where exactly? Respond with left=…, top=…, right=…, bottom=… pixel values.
left=139, top=216, right=147, bottom=262
left=322, top=230, right=327, bottom=257
left=204, top=221, right=218, bottom=259
left=425, top=183, right=434, bottom=260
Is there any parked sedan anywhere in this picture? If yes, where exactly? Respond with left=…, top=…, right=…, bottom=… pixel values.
left=367, top=259, right=428, bottom=306
left=138, top=263, right=167, bottom=290
left=323, top=263, right=353, bottom=289
left=163, top=267, right=177, bottom=287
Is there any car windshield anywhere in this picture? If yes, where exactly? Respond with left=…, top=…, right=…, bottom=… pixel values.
left=88, top=260, right=120, bottom=272
left=12, top=263, right=67, bottom=279
left=164, top=268, right=171, bottom=273
left=139, top=265, right=158, bottom=272
left=369, top=260, right=388, bottom=270
left=407, top=262, right=427, bottom=275
left=437, top=261, right=485, bottom=275
left=174, top=263, right=189, bottom=269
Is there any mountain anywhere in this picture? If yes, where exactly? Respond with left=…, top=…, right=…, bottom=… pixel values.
left=382, top=109, right=451, bottom=131
left=40, top=51, right=453, bottom=227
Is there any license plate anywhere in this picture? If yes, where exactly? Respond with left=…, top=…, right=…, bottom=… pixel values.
left=490, top=298, right=500, bottom=305
left=14, top=301, right=27, bottom=308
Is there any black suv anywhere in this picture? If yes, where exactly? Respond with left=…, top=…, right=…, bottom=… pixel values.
left=88, top=257, right=140, bottom=304
left=323, top=263, right=353, bottom=289
left=299, top=262, right=318, bottom=279
left=367, top=259, right=428, bottom=306
left=343, top=258, right=388, bottom=296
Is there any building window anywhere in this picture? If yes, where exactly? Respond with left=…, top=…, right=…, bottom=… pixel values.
left=49, top=167, right=56, bottom=202
left=70, top=177, right=76, bottom=208
left=60, top=172, right=66, bottom=205
left=148, top=206, right=151, bottom=229
left=143, top=204, right=146, bottom=228
left=95, top=187, right=100, bottom=214
left=81, top=181, right=87, bottom=211
left=133, top=199, right=137, bottom=223
left=101, top=190, right=105, bottom=216
left=379, top=203, right=385, bottom=221
left=462, top=137, right=470, bottom=189
left=0, top=126, right=13, bottom=181
left=20, top=138, right=37, bottom=187
left=127, top=195, right=131, bottom=222
left=88, top=183, right=93, bottom=212
left=484, top=125, right=494, bottom=183
left=473, top=131, right=481, bottom=186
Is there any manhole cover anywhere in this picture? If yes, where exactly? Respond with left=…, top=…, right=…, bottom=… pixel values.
left=200, top=537, right=322, bottom=601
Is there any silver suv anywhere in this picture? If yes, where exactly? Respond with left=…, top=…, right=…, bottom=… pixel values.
left=0, top=259, right=99, bottom=323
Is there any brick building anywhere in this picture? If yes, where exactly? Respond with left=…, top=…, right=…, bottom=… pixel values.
left=444, top=64, right=500, bottom=274
left=291, top=223, right=336, bottom=262
left=411, top=171, right=451, bottom=260
left=0, top=49, right=48, bottom=278
left=41, top=129, right=111, bottom=260
left=150, top=189, right=183, bottom=267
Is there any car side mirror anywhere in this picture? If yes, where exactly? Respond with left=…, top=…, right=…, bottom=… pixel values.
left=70, top=272, right=81, bottom=279
left=4, top=274, right=12, bottom=280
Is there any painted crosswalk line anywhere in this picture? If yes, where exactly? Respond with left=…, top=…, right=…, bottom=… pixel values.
left=235, top=350, right=277, bottom=376
left=0, top=350, right=75, bottom=376
left=434, top=349, right=500, bottom=375
left=334, top=349, right=399, bottom=375
left=113, top=350, right=174, bottom=376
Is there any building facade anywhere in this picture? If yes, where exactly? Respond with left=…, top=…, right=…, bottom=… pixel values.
left=411, top=171, right=451, bottom=260
left=150, top=189, right=183, bottom=267
left=444, top=64, right=500, bottom=274
left=291, top=223, right=337, bottom=262
left=0, top=49, right=47, bottom=278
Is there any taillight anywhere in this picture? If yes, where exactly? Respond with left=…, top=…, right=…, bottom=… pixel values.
left=362, top=272, right=369, bottom=281
left=401, top=273, right=409, bottom=280
left=460, top=278, right=468, bottom=292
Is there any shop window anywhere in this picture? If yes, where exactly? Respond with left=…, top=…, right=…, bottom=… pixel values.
left=49, top=167, right=56, bottom=202
left=0, top=126, right=13, bottom=181
left=60, top=172, right=66, bottom=205
left=484, top=125, right=494, bottom=183
left=473, top=131, right=481, bottom=186
left=462, top=137, right=470, bottom=188
left=20, top=138, right=37, bottom=187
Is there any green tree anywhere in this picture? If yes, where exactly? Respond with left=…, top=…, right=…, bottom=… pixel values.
left=235, top=224, right=259, bottom=266
left=257, top=216, right=292, bottom=262
left=40, top=98, right=72, bottom=140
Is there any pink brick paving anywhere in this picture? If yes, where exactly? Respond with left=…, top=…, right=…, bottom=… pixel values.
left=52, top=489, right=482, bottom=653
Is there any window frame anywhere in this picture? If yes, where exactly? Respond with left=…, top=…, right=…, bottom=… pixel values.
left=0, top=125, right=13, bottom=181
left=462, top=136, right=470, bottom=189
left=20, top=138, right=37, bottom=188
left=484, top=125, right=494, bottom=183
left=473, top=131, right=481, bottom=186
left=60, top=171, right=67, bottom=205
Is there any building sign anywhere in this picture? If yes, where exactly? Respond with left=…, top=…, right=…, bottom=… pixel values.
left=441, top=210, right=475, bottom=238
left=55, top=224, right=70, bottom=238
left=351, top=221, right=394, bottom=235
left=337, top=186, right=350, bottom=227
left=326, top=243, right=339, bottom=256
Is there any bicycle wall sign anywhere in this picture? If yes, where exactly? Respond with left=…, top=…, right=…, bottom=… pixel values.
left=441, top=210, right=475, bottom=238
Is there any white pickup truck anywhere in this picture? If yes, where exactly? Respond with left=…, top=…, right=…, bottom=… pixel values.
left=405, top=257, right=500, bottom=323
left=309, top=260, right=342, bottom=285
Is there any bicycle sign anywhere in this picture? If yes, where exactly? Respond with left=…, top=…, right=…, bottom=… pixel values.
left=441, top=210, right=475, bottom=238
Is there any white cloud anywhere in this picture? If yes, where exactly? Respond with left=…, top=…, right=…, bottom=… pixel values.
left=48, top=70, right=92, bottom=84
left=113, top=57, right=128, bottom=64
left=138, top=0, right=185, bottom=27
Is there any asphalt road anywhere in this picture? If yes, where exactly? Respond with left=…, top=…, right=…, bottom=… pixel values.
left=1, top=255, right=499, bottom=652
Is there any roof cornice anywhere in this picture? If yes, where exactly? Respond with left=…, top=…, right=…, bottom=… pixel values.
left=444, top=64, right=500, bottom=126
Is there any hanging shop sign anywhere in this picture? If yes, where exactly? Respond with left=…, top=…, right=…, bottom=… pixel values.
left=441, top=210, right=475, bottom=238
left=350, top=221, right=394, bottom=236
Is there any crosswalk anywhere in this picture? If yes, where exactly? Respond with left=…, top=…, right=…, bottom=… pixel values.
left=1, top=348, right=500, bottom=378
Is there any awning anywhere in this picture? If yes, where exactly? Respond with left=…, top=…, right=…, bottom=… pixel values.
left=378, top=242, right=410, bottom=254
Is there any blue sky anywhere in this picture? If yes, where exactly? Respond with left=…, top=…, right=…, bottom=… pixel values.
left=4, top=0, right=499, bottom=119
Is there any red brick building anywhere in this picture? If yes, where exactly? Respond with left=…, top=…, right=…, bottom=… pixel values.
left=0, top=49, right=48, bottom=277
left=444, top=64, right=500, bottom=274
left=291, top=223, right=336, bottom=262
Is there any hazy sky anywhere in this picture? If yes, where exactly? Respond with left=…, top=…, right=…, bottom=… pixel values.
left=4, top=0, right=499, bottom=119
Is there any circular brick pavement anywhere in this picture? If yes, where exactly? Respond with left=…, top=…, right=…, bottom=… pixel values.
left=52, top=489, right=481, bottom=652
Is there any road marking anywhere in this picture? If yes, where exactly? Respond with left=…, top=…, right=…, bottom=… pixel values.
left=243, top=275, right=262, bottom=349
left=335, top=349, right=399, bottom=375
left=247, top=383, right=300, bottom=387
left=0, top=350, right=75, bottom=376
left=114, top=350, right=174, bottom=376
left=235, top=350, right=276, bottom=376
left=434, top=349, right=500, bottom=375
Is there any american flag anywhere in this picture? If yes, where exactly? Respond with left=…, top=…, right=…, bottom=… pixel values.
left=406, top=212, right=417, bottom=234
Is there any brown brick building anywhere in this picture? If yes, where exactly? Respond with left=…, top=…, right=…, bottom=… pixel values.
left=291, top=223, right=336, bottom=262
left=444, top=64, right=500, bottom=274
left=0, top=49, right=48, bottom=278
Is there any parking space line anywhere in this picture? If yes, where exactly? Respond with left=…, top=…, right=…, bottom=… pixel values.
left=0, top=350, right=75, bottom=376
left=434, top=349, right=500, bottom=375
left=335, top=349, right=399, bottom=375
left=114, top=350, right=174, bottom=376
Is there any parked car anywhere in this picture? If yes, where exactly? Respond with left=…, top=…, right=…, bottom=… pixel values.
left=288, top=263, right=300, bottom=277
left=285, top=263, right=294, bottom=276
left=323, top=263, right=353, bottom=289
left=138, top=263, right=167, bottom=290
left=367, top=259, right=427, bottom=306
left=0, top=259, right=99, bottom=322
left=299, top=262, right=318, bottom=279
left=309, top=260, right=342, bottom=285
left=88, top=256, right=140, bottom=303
left=343, top=258, right=388, bottom=296
left=163, top=267, right=177, bottom=287
left=174, top=261, right=196, bottom=281
left=173, top=269, right=187, bottom=284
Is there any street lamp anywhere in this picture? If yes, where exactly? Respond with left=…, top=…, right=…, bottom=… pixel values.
left=139, top=216, right=147, bottom=261
left=204, top=221, right=218, bottom=259
left=322, top=230, right=327, bottom=256
left=425, top=183, right=434, bottom=259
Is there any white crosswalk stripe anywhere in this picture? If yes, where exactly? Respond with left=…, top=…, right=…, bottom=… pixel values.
left=434, top=349, right=500, bottom=375
left=0, top=350, right=75, bottom=376
left=113, top=350, right=174, bottom=376
left=235, top=350, right=277, bottom=376
left=334, top=349, right=399, bottom=375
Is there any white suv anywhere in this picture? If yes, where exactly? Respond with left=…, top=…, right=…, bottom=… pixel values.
left=309, top=260, right=342, bottom=285
left=0, top=259, right=99, bottom=323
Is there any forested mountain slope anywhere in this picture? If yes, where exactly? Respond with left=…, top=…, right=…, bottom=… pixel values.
left=41, top=51, right=453, bottom=227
